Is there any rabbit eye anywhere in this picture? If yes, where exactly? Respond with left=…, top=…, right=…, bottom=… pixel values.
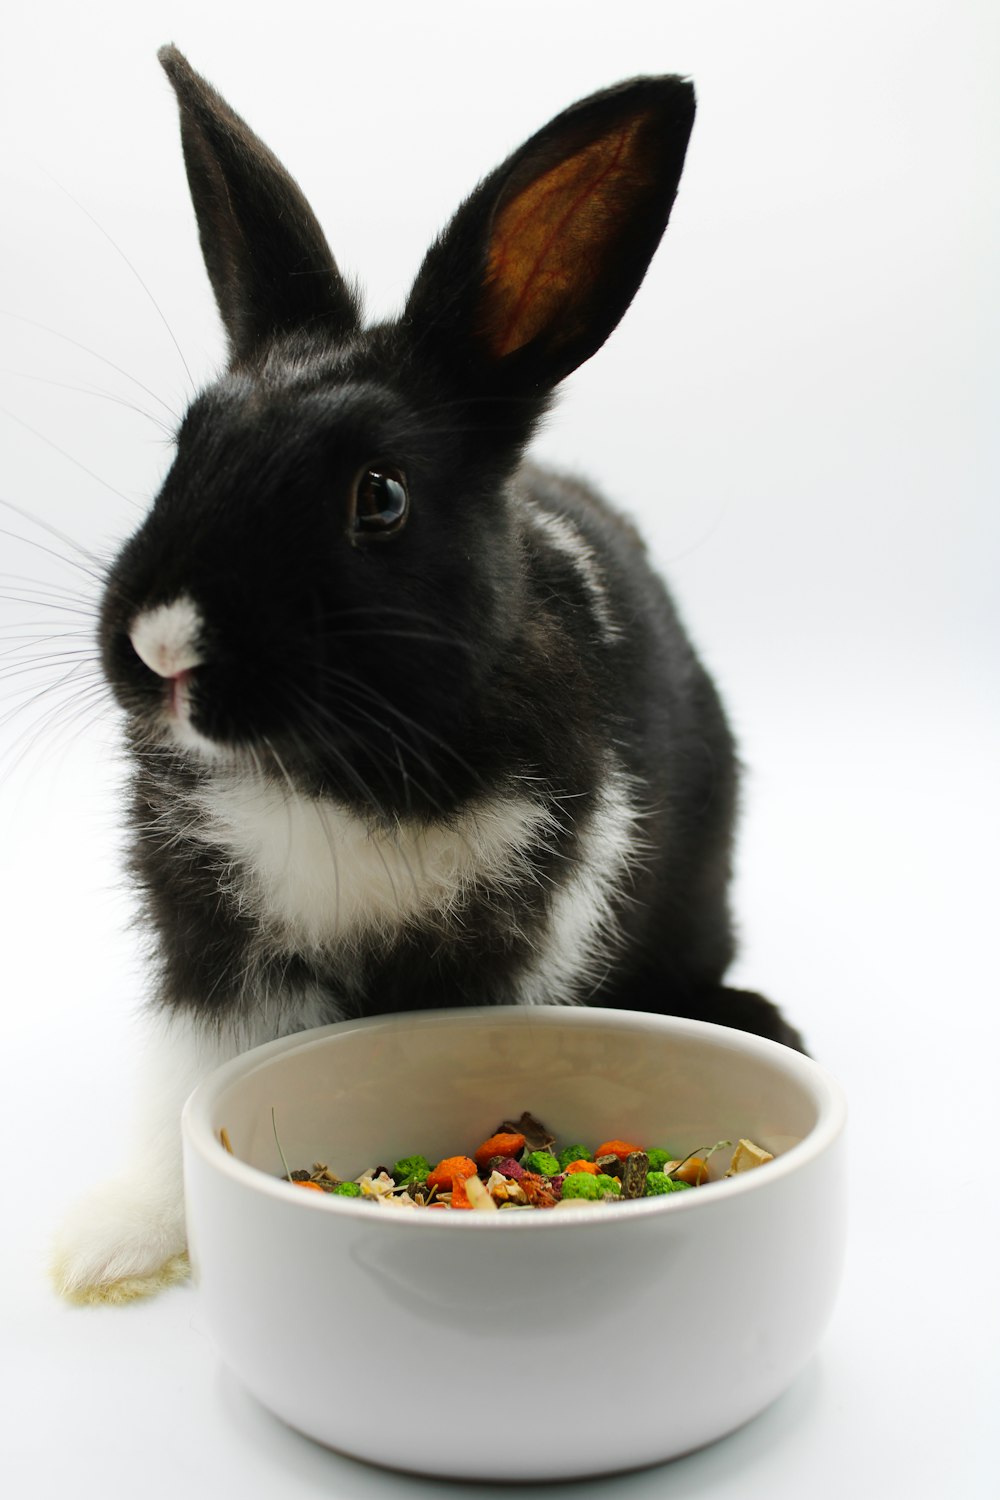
left=350, top=465, right=409, bottom=539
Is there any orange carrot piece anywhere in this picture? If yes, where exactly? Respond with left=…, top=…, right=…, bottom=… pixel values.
left=293, top=1180, right=326, bottom=1192
left=449, top=1176, right=474, bottom=1209
left=426, top=1155, right=478, bottom=1190
left=671, top=1157, right=709, bottom=1186
left=595, top=1139, right=643, bottom=1162
left=473, top=1132, right=527, bottom=1169
left=563, top=1159, right=600, bottom=1175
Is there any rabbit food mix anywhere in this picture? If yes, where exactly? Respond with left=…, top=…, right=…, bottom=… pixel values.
left=256, top=1110, right=775, bottom=1210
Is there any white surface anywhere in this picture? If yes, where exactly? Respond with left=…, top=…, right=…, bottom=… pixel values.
left=1, top=2, right=997, bottom=1497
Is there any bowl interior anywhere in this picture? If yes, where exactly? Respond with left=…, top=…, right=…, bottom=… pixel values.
left=196, top=1009, right=832, bottom=1190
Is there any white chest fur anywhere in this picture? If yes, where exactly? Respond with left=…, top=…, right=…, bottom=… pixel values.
left=187, top=761, right=644, bottom=1004
left=190, top=775, right=557, bottom=953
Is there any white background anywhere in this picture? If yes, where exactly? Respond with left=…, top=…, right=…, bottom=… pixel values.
left=1, top=2, right=997, bottom=1496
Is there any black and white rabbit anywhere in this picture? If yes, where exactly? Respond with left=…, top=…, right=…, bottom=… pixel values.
left=52, top=47, right=804, bottom=1302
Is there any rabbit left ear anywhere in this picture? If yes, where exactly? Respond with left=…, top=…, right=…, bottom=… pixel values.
left=404, top=75, right=696, bottom=393
left=158, top=46, right=360, bottom=365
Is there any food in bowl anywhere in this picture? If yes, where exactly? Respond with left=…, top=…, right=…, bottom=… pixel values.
left=262, top=1107, right=775, bottom=1208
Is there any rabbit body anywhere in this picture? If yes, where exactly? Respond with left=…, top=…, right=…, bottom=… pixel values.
left=52, top=50, right=802, bottom=1303
left=114, top=458, right=739, bottom=1026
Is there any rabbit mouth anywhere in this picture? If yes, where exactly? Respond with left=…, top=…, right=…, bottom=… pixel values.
left=127, top=667, right=226, bottom=762
left=162, top=670, right=227, bottom=759
left=121, top=594, right=227, bottom=759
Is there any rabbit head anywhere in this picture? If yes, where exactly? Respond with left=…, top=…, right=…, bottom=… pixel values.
left=99, top=49, right=696, bottom=820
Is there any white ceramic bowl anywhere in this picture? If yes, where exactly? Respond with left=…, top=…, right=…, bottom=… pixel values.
left=182, top=1007, right=847, bottom=1482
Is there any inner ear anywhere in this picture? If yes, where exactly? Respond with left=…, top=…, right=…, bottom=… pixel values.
left=479, top=113, right=657, bottom=362
left=404, top=76, right=695, bottom=395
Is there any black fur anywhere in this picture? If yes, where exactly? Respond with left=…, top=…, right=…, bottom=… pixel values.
left=99, top=49, right=805, bottom=1052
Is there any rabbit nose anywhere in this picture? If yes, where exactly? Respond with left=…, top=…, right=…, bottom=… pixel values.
left=129, top=595, right=204, bottom=678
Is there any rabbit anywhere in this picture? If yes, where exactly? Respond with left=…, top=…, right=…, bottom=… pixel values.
left=51, top=45, right=805, bottom=1303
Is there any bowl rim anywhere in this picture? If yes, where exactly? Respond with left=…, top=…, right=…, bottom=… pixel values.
left=182, top=1006, right=847, bottom=1233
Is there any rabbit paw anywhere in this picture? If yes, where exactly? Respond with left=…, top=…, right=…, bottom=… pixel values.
left=50, top=1175, right=189, bottom=1305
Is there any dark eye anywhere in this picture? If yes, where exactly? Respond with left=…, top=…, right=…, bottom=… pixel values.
left=350, top=464, right=409, bottom=540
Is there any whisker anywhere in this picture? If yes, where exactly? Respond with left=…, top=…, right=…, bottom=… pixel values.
left=262, top=732, right=343, bottom=938
left=278, top=700, right=396, bottom=820
left=0, top=599, right=98, bottom=625
left=0, top=496, right=107, bottom=576
left=324, top=627, right=472, bottom=650
left=0, top=402, right=142, bottom=510
left=291, top=672, right=456, bottom=816
left=0, top=368, right=174, bottom=436
left=0, top=658, right=102, bottom=724
left=0, top=580, right=97, bottom=607
left=0, top=528, right=105, bottom=590
left=287, top=718, right=424, bottom=927
left=323, top=602, right=463, bottom=624
left=320, top=602, right=476, bottom=651
left=279, top=683, right=499, bottom=905
left=37, top=166, right=196, bottom=394
left=0, top=652, right=101, bottom=686
left=0, top=663, right=100, bottom=690
left=312, top=665, right=485, bottom=794
left=0, top=311, right=179, bottom=420
left=0, top=677, right=111, bottom=786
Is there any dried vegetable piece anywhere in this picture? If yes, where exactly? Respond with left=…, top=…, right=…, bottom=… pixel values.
left=485, top=1171, right=528, bottom=1206
left=522, top=1150, right=561, bottom=1177
left=725, top=1139, right=775, bottom=1175
left=496, top=1112, right=555, bottom=1152
left=373, top=1190, right=420, bottom=1209
left=272, top=1115, right=774, bottom=1210
left=464, top=1175, right=499, bottom=1212
left=562, top=1173, right=621, bottom=1201
left=517, top=1171, right=561, bottom=1208
left=646, top=1147, right=678, bottom=1172
left=620, top=1151, right=649, bottom=1199
left=494, top=1157, right=527, bottom=1180
left=309, top=1163, right=342, bottom=1185
left=358, top=1170, right=398, bottom=1199
left=426, top=1156, right=478, bottom=1191
left=595, top=1138, right=644, bottom=1164
left=645, top=1172, right=691, bottom=1196
left=557, top=1143, right=592, bottom=1170
left=449, top=1176, right=473, bottom=1210
left=392, top=1154, right=431, bottom=1184
left=474, top=1132, right=527, bottom=1168
left=665, top=1156, right=710, bottom=1187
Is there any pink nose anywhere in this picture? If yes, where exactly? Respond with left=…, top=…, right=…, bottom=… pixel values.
left=128, top=598, right=204, bottom=678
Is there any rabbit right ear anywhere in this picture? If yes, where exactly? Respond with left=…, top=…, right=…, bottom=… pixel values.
left=158, top=46, right=360, bottom=365
left=405, top=76, right=695, bottom=394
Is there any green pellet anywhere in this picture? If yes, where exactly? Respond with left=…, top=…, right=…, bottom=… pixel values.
left=523, top=1149, right=561, bottom=1176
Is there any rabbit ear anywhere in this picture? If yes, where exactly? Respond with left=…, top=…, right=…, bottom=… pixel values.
left=405, top=76, right=695, bottom=392
left=158, top=46, right=360, bottom=364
